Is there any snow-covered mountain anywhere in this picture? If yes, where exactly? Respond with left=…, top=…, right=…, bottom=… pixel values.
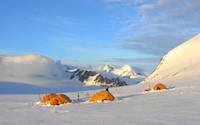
left=68, top=69, right=127, bottom=87
left=68, top=64, right=146, bottom=87
left=113, top=64, right=146, bottom=78
left=0, top=54, right=146, bottom=88
left=144, top=34, right=200, bottom=87
left=99, top=64, right=146, bottom=78
left=99, top=64, right=114, bottom=72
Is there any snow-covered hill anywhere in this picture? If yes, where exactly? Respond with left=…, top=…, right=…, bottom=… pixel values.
left=144, top=34, right=200, bottom=87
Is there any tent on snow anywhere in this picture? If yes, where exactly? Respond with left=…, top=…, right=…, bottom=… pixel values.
left=40, top=93, right=72, bottom=105
left=152, top=83, right=167, bottom=90
left=89, top=89, right=115, bottom=103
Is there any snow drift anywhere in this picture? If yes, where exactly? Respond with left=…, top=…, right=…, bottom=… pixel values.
left=0, top=54, right=66, bottom=85
left=144, top=34, right=200, bottom=87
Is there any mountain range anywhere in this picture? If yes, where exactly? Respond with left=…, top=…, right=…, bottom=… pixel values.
left=0, top=54, right=146, bottom=87
left=67, top=64, right=146, bottom=87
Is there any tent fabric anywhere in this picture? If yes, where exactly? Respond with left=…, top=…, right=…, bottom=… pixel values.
left=40, top=93, right=57, bottom=104
left=40, top=93, right=72, bottom=105
left=89, top=90, right=115, bottom=103
left=153, top=83, right=167, bottom=90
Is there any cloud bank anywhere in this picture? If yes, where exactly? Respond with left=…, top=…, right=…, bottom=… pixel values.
left=108, top=0, right=200, bottom=56
left=0, top=54, right=65, bottom=85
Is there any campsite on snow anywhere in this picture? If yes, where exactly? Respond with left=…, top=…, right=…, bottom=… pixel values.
left=0, top=0, right=200, bottom=124
left=0, top=34, right=200, bottom=125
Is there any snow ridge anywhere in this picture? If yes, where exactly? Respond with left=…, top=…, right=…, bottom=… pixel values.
left=145, top=33, right=200, bottom=87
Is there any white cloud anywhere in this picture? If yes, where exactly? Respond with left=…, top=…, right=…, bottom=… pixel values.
left=139, top=0, right=200, bottom=26
left=119, top=33, right=190, bottom=55
left=116, top=0, right=200, bottom=56
left=0, top=54, right=65, bottom=85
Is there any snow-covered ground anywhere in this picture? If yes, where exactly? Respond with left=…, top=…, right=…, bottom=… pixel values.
left=0, top=81, right=102, bottom=94
left=0, top=34, right=200, bottom=125
left=0, top=84, right=200, bottom=125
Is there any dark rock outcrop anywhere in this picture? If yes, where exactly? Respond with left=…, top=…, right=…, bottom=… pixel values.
left=68, top=69, right=127, bottom=87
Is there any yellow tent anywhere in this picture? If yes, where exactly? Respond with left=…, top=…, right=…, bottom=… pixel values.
left=153, top=83, right=167, bottom=90
left=89, top=90, right=115, bottom=103
left=40, top=93, right=72, bottom=105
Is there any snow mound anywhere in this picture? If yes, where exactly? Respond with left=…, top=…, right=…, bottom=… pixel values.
left=144, top=34, right=200, bottom=87
left=0, top=54, right=66, bottom=85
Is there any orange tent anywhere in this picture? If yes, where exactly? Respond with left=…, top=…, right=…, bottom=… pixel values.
left=89, top=90, right=115, bottom=103
left=40, top=93, right=72, bottom=105
left=40, top=93, right=57, bottom=104
left=153, top=83, right=167, bottom=90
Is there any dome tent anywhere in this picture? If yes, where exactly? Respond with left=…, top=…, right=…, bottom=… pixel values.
left=40, top=93, right=57, bottom=104
left=40, top=93, right=72, bottom=105
left=89, top=89, right=115, bottom=103
left=153, top=83, right=167, bottom=90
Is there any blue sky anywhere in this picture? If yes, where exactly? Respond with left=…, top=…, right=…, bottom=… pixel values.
left=0, top=0, right=199, bottom=72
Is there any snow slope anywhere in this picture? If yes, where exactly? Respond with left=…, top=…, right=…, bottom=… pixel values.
left=84, top=73, right=103, bottom=86
left=144, top=34, right=200, bottom=88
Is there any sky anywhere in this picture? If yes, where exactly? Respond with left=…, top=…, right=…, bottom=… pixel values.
left=0, top=0, right=199, bottom=72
